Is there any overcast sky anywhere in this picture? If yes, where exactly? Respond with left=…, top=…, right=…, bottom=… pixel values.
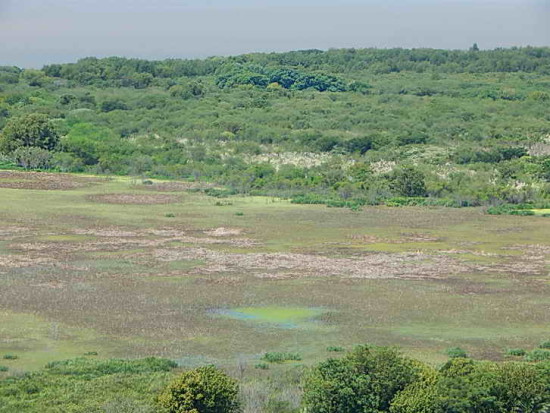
left=1, top=0, right=549, bottom=68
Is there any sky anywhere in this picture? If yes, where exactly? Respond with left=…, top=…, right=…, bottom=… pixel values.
left=1, top=0, right=549, bottom=68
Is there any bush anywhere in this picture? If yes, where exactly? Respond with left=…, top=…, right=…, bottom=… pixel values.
left=326, top=346, right=345, bottom=352
left=100, top=99, right=128, bottom=112
left=445, top=347, right=468, bottom=358
left=392, top=357, right=550, bottom=413
left=389, top=166, right=427, bottom=197
left=3, top=354, right=18, bottom=360
left=302, top=357, right=376, bottom=413
left=0, top=366, right=8, bottom=372
left=12, top=146, right=52, bottom=169
left=261, top=352, right=302, bottom=363
left=524, top=349, right=550, bottom=362
left=158, top=365, right=240, bottom=413
left=506, top=348, right=526, bottom=357
left=539, top=341, right=550, bottom=349
left=303, top=345, right=420, bottom=413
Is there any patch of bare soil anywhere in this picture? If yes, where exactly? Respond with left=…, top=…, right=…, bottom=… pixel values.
left=0, top=171, right=102, bottom=190
left=7, top=227, right=258, bottom=263
left=89, top=193, right=180, bottom=205
left=488, top=244, right=550, bottom=276
left=73, top=228, right=139, bottom=237
left=0, top=226, right=31, bottom=240
left=0, top=254, right=55, bottom=271
left=204, top=227, right=243, bottom=237
left=439, top=249, right=499, bottom=257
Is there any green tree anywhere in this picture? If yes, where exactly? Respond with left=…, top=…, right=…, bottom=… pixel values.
left=0, top=113, right=59, bottom=153
left=158, top=366, right=240, bottom=413
left=390, top=166, right=427, bottom=197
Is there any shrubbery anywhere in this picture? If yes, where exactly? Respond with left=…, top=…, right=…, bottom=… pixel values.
left=158, top=365, right=240, bottom=413
left=262, top=352, right=302, bottom=363
left=1, top=47, right=549, bottom=208
left=303, top=346, right=550, bottom=413
left=302, top=346, right=421, bottom=412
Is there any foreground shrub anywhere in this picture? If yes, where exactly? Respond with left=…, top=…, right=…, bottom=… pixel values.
left=391, top=358, right=550, bottom=413
left=158, top=365, right=240, bottom=413
left=302, top=345, right=420, bottom=412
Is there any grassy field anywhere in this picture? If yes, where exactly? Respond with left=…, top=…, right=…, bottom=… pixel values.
left=0, top=171, right=548, bottom=375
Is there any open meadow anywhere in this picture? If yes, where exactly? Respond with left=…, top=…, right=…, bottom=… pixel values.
left=0, top=170, right=548, bottom=378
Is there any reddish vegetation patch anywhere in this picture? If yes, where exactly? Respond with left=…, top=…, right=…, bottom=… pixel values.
left=349, top=232, right=441, bottom=244
left=134, top=181, right=214, bottom=192
left=0, top=171, right=102, bottom=190
left=89, top=193, right=180, bottom=205
left=153, top=247, right=472, bottom=280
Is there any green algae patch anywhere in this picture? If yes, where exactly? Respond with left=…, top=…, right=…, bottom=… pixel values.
left=216, top=306, right=325, bottom=329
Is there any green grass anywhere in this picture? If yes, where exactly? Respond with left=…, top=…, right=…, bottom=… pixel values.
left=0, top=311, right=120, bottom=371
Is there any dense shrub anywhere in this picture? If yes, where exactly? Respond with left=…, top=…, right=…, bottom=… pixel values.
left=392, top=357, right=550, bottom=412
left=158, top=365, right=240, bottom=413
left=389, top=166, right=427, bottom=198
left=12, top=146, right=52, bottom=169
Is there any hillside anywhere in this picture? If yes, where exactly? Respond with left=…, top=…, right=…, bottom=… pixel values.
left=1, top=47, right=549, bottom=208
